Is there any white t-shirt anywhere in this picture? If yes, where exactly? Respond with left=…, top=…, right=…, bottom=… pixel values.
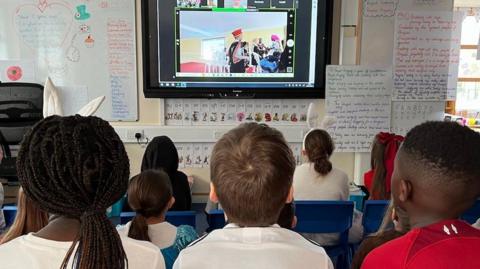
left=293, top=163, right=349, bottom=201
left=0, top=233, right=165, bottom=269
left=474, top=218, right=480, bottom=229
left=118, top=221, right=177, bottom=249
left=293, top=163, right=363, bottom=246
left=173, top=224, right=333, bottom=269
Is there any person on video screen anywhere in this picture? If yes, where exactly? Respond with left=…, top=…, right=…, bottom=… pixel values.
left=228, top=29, right=249, bottom=73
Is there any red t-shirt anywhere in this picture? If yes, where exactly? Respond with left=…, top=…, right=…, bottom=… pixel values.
left=361, top=219, right=480, bottom=269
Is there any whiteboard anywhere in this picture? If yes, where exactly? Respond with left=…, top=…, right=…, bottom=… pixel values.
left=0, top=0, right=138, bottom=121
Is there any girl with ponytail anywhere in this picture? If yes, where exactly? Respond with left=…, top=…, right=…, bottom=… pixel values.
left=293, top=103, right=363, bottom=246
left=118, top=170, right=198, bottom=269
left=0, top=115, right=164, bottom=269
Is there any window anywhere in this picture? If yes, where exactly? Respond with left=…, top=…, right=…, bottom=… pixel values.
left=455, top=7, right=480, bottom=119
left=201, top=38, right=225, bottom=62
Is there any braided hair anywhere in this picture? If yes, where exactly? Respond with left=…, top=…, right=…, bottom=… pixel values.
left=304, top=129, right=334, bottom=176
left=16, top=115, right=130, bottom=269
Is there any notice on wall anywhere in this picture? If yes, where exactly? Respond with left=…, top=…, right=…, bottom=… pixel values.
left=326, top=66, right=392, bottom=152
left=363, top=0, right=399, bottom=17
left=391, top=101, right=445, bottom=136
left=393, top=11, right=460, bottom=101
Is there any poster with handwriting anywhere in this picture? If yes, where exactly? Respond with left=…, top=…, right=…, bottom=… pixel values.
left=326, top=66, right=392, bottom=152
left=363, top=0, right=399, bottom=17
left=391, top=101, right=445, bottom=135
left=393, top=11, right=460, bottom=101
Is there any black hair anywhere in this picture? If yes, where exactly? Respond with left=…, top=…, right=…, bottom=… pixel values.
left=141, top=136, right=179, bottom=175
left=401, top=121, right=480, bottom=204
left=16, top=115, right=130, bottom=269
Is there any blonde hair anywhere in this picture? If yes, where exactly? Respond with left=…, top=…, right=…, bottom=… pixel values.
left=0, top=188, right=49, bottom=244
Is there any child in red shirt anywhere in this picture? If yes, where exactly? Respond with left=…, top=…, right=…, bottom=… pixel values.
left=361, top=122, right=480, bottom=269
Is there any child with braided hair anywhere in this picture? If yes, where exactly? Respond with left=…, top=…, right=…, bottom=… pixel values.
left=0, top=115, right=164, bottom=269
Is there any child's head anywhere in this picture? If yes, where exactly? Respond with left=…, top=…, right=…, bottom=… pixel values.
left=0, top=187, right=49, bottom=244
left=303, top=129, right=334, bottom=176
left=16, top=115, right=130, bottom=268
left=141, top=136, right=179, bottom=174
left=127, top=170, right=174, bottom=241
left=392, top=121, right=480, bottom=223
left=210, top=123, right=295, bottom=227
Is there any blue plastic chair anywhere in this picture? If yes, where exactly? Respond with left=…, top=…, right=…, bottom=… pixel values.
left=206, top=209, right=226, bottom=232
left=294, top=201, right=354, bottom=269
left=362, top=200, right=390, bottom=235
left=120, top=211, right=196, bottom=228
left=2, top=205, right=18, bottom=227
left=461, top=199, right=480, bottom=224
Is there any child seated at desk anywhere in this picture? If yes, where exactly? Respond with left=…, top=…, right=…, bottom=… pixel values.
left=362, top=122, right=480, bottom=269
left=174, top=123, right=333, bottom=269
left=118, top=169, right=198, bottom=269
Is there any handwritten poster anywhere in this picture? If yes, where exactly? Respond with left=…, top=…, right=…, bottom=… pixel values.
left=393, top=11, right=460, bottom=101
left=326, top=66, right=392, bottom=152
left=447, top=11, right=463, bottom=100
left=108, top=18, right=136, bottom=119
left=363, top=0, right=399, bottom=17
left=391, top=101, right=445, bottom=135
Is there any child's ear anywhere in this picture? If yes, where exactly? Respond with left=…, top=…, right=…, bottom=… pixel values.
left=209, top=183, right=219, bottom=203
left=168, top=197, right=176, bottom=209
left=398, top=179, right=412, bottom=203
left=286, top=186, right=294, bottom=203
left=301, top=150, right=307, bottom=157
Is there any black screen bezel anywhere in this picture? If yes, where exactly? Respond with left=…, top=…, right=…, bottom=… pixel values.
left=141, top=0, right=333, bottom=99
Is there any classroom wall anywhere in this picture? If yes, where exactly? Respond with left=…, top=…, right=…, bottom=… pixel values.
left=179, top=39, right=202, bottom=63
left=116, top=0, right=351, bottom=203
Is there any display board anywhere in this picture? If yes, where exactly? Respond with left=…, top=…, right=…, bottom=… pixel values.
left=0, top=0, right=138, bottom=121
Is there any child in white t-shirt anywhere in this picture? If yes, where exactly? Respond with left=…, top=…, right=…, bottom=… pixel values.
left=0, top=116, right=164, bottom=269
left=174, top=123, right=333, bottom=269
left=118, top=169, right=198, bottom=269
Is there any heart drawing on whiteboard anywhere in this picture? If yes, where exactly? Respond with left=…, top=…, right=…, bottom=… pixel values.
left=14, top=0, right=74, bottom=75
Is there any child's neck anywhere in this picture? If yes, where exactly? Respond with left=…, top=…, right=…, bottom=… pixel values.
left=146, top=215, right=166, bottom=225
left=34, top=216, right=80, bottom=242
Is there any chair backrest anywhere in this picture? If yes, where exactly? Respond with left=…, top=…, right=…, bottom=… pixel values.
left=2, top=205, right=18, bottom=227
left=461, top=199, right=480, bottom=224
left=294, top=201, right=354, bottom=246
left=206, top=209, right=226, bottom=231
left=120, top=211, right=196, bottom=228
left=362, top=200, right=390, bottom=235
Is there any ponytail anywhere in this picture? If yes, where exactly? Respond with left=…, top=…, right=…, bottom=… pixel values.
left=128, top=214, right=150, bottom=241
left=313, top=156, right=333, bottom=176
left=304, top=130, right=334, bottom=176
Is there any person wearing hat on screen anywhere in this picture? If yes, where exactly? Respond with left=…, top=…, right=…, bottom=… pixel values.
left=228, top=28, right=249, bottom=73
